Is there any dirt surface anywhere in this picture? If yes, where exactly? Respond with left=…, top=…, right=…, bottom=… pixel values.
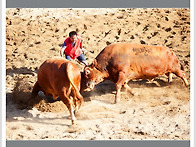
left=6, top=8, right=190, bottom=140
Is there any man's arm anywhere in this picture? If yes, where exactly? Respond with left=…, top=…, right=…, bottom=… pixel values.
left=60, top=42, right=66, bottom=57
left=79, top=39, right=87, bottom=54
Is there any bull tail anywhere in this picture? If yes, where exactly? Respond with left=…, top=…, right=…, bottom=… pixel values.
left=66, top=64, right=84, bottom=111
left=66, top=63, right=84, bottom=101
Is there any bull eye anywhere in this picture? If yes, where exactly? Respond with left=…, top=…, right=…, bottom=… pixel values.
left=85, top=69, right=91, bottom=75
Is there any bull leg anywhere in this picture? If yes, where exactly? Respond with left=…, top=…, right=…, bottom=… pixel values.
left=72, top=96, right=77, bottom=114
left=147, top=79, right=161, bottom=87
left=123, top=71, right=139, bottom=94
left=115, top=71, right=127, bottom=104
left=115, top=84, right=122, bottom=104
left=115, top=71, right=141, bottom=103
left=59, top=92, right=76, bottom=125
left=123, top=83, right=137, bottom=95
left=168, top=72, right=173, bottom=83
left=31, top=81, right=41, bottom=98
left=76, top=92, right=84, bottom=111
left=71, top=87, right=84, bottom=114
left=28, top=81, right=42, bottom=106
left=166, top=72, right=173, bottom=83
left=173, top=70, right=189, bottom=87
left=71, top=89, right=78, bottom=114
left=66, top=86, right=72, bottom=97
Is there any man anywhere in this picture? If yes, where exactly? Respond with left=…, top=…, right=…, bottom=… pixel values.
left=60, top=31, right=88, bottom=66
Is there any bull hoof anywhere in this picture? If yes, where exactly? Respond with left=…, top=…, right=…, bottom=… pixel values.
left=74, top=110, right=78, bottom=115
left=186, top=84, right=190, bottom=89
left=114, top=98, right=120, bottom=104
left=132, top=91, right=138, bottom=96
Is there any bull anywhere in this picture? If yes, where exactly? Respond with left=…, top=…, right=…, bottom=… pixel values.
left=31, top=57, right=84, bottom=124
left=83, top=43, right=189, bottom=103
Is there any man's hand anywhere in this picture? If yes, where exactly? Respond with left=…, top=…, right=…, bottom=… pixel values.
left=60, top=47, right=65, bottom=57
left=82, top=48, right=87, bottom=54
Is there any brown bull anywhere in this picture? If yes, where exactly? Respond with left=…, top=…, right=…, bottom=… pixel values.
left=31, top=57, right=84, bottom=124
left=83, top=43, right=189, bottom=103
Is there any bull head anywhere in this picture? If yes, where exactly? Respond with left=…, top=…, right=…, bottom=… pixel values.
left=82, top=59, right=105, bottom=91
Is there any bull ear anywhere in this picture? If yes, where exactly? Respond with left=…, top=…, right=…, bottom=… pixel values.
left=91, top=59, right=97, bottom=67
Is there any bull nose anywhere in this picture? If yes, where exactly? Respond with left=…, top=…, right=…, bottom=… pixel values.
left=87, top=81, right=95, bottom=90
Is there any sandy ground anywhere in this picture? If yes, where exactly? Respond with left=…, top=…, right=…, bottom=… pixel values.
left=6, top=8, right=190, bottom=140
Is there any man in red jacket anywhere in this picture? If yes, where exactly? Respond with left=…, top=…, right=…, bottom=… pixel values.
left=60, top=31, right=88, bottom=66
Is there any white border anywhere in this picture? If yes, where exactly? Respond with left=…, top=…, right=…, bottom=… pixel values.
left=190, top=0, right=195, bottom=147
left=1, top=1, right=194, bottom=147
left=1, top=0, right=6, bottom=147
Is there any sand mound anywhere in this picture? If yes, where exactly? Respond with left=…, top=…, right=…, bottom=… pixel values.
left=34, top=99, right=67, bottom=113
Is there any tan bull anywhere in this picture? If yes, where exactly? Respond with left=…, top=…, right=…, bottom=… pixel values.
left=31, top=57, right=84, bottom=124
left=83, top=43, right=189, bottom=103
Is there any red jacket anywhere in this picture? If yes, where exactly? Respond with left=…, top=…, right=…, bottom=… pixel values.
left=64, top=35, right=82, bottom=59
